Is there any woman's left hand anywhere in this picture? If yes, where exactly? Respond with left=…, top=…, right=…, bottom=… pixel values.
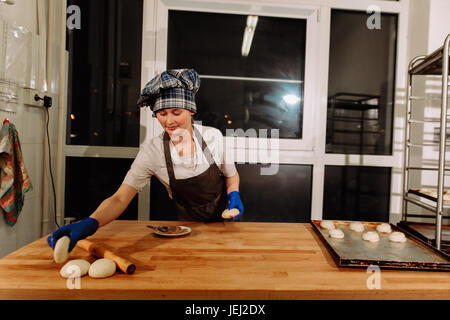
left=227, top=191, right=244, bottom=221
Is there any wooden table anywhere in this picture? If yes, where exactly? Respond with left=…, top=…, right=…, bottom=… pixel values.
left=0, top=221, right=449, bottom=299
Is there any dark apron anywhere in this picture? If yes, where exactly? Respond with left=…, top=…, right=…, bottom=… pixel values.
left=163, top=128, right=227, bottom=222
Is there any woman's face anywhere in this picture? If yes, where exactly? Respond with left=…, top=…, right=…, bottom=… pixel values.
left=156, top=108, right=194, bottom=136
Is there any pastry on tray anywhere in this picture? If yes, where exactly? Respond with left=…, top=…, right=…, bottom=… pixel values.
left=410, top=188, right=450, bottom=202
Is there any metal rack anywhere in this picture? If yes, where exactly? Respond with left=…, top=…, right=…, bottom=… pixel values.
left=401, top=33, right=450, bottom=252
left=327, top=92, right=381, bottom=154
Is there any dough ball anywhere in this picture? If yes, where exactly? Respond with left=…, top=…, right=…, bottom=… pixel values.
left=320, top=220, right=335, bottom=230
left=60, top=259, right=91, bottom=278
left=54, top=236, right=70, bottom=263
left=376, top=223, right=392, bottom=233
left=389, top=231, right=407, bottom=243
left=362, top=231, right=380, bottom=243
left=349, top=222, right=364, bottom=232
left=329, top=228, right=345, bottom=239
left=222, top=208, right=240, bottom=219
left=88, top=259, right=116, bottom=278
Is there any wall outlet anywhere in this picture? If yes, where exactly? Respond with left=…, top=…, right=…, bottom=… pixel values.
left=23, top=89, right=44, bottom=107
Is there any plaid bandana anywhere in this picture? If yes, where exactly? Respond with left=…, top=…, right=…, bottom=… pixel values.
left=137, top=69, right=200, bottom=114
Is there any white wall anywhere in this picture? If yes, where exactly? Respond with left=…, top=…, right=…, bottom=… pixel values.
left=0, top=0, right=61, bottom=258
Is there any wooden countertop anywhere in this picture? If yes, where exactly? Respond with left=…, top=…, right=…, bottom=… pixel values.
left=0, top=221, right=448, bottom=300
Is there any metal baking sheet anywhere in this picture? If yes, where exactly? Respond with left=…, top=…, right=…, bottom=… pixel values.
left=409, top=189, right=450, bottom=203
left=397, top=221, right=450, bottom=254
left=311, top=220, right=450, bottom=271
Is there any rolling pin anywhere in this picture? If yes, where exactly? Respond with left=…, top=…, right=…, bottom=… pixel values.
left=77, top=239, right=136, bottom=274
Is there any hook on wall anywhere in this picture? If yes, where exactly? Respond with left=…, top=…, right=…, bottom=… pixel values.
left=0, top=107, right=16, bottom=126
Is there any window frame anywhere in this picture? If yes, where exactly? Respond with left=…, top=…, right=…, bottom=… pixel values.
left=137, top=0, right=410, bottom=222
left=148, top=0, right=321, bottom=152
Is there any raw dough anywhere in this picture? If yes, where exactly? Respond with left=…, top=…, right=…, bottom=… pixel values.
left=376, top=223, right=392, bottom=233
left=389, top=231, right=407, bottom=243
left=349, top=222, right=364, bottom=232
left=320, top=220, right=335, bottom=230
left=88, top=259, right=116, bottom=278
left=60, top=259, right=91, bottom=278
left=329, top=228, right=345, bottom=239
left=54, top=236, right=70, bottom=263
left=222, top=208, right=240, bottom=219
left=362, top=231, right=380, bottom=243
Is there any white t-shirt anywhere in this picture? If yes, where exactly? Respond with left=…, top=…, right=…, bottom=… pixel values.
left=122, top=124, right=237, bottom=198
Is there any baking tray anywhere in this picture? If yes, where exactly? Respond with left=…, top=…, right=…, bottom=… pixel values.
left=409, top=188, right=450, bottom=203
left=311, top=220, right=450, bottom=271
left=397, top=221, right=450, bottom=254
left=409, top=45, right=449, bottom=75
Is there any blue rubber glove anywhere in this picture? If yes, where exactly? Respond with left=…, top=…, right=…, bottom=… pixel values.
left=227, top=191, right=244, bottom=221
left=47, top=217, right=99, bottom=252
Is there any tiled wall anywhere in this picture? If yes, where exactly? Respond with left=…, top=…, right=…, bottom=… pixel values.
left=0, top=0, right=61, bottom=258
left=0, top=90, right=60, bottom=258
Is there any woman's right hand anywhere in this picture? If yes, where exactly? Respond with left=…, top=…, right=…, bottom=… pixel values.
left=47, top=217, right=99, bottom=252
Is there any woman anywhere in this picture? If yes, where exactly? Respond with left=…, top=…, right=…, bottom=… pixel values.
left=47, top=69, right=244, bottom=252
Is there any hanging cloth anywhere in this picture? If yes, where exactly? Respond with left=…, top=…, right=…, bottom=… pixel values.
left=0, top=121, right=33, bottom=226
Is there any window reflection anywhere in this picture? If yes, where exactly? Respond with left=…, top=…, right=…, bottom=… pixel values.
left=326, top=10, right=397, bottom=155
left=323, top=166, right=391, bottom=222
left=196, top=79, right=302, bottom=138
left=167, top=10, right=306, bottom=139
left=65, top=157, right=138, bottom=221
left=66, top=0, right=143, bottom=147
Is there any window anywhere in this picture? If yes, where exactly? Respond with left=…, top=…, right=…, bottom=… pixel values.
left=323, top=166, right=391, bottom=222
left=167, top=10, right=306, bottom=139
left=66, top=0, right=143, bottom=147
left=149, top=164, right=313, bottom=222
left=236, top=164, right=312, bottom=222
left=65, top=157, right=138, bottom=220
left=326, top=10, right=398, bottom=155
left=143, top=0, right=407, bottom=224
left=63, top=0, right=143, bottom=226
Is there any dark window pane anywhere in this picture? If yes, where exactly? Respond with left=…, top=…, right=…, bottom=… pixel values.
left=65, top=157, right=138, bottom=221
left=167, top=10, right=306, bottom=80
left=326, top=10, right=397, bottom=155
left=167, top=10, right=306, bottom=139
left=196, top=79, right=302, bottom=139
left=237, top=164, right=312, bottom=222
left=66, top=0, right=143, bottom=147
left=323, top=166, right=391, bottom=222
left=150, top=177, right=177, bottom=221
left=150, top=164, right=312, bottom=222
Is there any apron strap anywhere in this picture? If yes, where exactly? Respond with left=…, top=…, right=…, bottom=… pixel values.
left=163, top=132, right=176, bottom=183
left=192, top=126, right=216, bottom=167
left=163, top=127, right=217, bottom=182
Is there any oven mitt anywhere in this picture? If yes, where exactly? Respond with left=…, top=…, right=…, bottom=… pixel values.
left=227, top=191, right=244, bottom=221
left=47, top=217, right=99, bottom=252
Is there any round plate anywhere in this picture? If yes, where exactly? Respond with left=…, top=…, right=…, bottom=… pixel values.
left=152, top=226, right=192, bottom=237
